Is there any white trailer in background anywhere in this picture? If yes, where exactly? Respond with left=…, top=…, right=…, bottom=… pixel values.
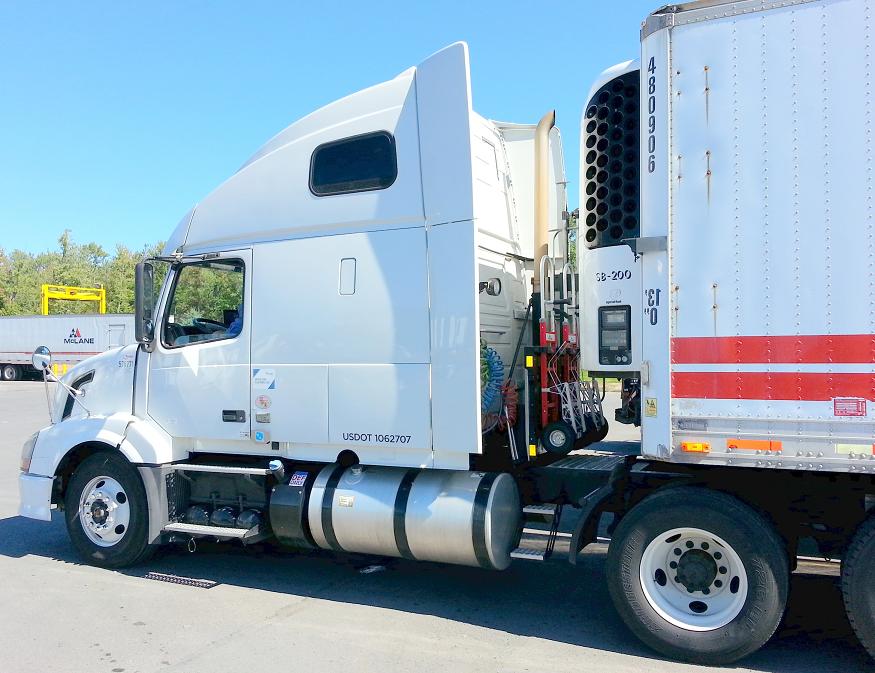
left=16, top=0, right=875, bottom=666
left=0, top=314, right=134, bottom=380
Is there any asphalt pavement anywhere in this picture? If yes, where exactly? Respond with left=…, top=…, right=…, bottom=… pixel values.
left=0, top=381, right=870, bottom=673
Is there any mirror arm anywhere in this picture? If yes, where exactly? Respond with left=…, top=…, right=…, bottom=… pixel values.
left=42, top=366, right=84, bottom=398
left=40, top=366, right=90, bottom=416
left=142, top=323, right=156, bottom=353
left=40, top=367, right=55, bottom=425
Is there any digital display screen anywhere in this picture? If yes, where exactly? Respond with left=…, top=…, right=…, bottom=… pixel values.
left=601, top=329, right=628, bottom=348
left=602, top=310, right=629, bottom=326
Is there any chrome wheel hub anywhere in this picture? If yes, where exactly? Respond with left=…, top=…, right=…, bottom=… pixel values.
left=79, top=476, right=130, bottom=547
left=549, top=430, right=566, bottom=446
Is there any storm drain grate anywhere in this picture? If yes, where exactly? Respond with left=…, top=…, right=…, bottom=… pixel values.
left=143, top=571, right=218, bottom=589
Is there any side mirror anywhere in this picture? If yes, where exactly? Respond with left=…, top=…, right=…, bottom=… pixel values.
left=32, top=346, right=52, bottom=372
left=134, top=261, right=155, bottom=344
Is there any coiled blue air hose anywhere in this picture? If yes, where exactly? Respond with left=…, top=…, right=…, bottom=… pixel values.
left=480, top=343, right=504, bottom=412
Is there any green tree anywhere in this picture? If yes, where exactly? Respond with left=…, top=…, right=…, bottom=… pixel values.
left=0, top=232, right=164, bottom=316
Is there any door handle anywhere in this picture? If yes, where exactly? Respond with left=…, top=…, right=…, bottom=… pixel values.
left=222, top=410, right=246, bottom=423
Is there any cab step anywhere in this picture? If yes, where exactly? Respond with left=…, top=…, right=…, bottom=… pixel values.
left=523, top=503, right=557, bottom=517
left=511, top=502, right=563, bottom=563
left=510, top=547, right=546, bottom=561
left=163, top=521, right=267, bottom=543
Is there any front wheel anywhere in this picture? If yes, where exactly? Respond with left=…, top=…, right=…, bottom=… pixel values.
left=65, top=452, right=153, bottom=568
left=2, top=364, right=20, bottom=381
left=606, top=487, right=789, bottom=665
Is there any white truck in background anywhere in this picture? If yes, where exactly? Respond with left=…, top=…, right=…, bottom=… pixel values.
left=0, top=314, right=134, bottom=381
left=17, top=0, right=875, bottom=665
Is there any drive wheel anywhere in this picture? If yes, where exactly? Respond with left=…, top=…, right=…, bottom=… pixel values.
left=606, top=487, right=788, bottom=665
left=2, top=364, right=20, bottom=381
left=65, top=452, right=153, bottom=568
left=842, top=514, right=875, bottom=660
left=541, top=420, right=575, bottom=454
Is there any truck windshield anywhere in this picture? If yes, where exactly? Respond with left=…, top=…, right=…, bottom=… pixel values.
left=161, top=259, right=244, bottom=348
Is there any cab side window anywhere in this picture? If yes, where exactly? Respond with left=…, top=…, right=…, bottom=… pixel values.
left=162, top=260, right=245, bottom=348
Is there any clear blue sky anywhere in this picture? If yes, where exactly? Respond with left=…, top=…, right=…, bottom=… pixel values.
left=1, top=1, right=656, bottom=254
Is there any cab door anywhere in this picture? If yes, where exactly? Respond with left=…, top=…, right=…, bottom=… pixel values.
left=147, top=250, right=253, bottom=449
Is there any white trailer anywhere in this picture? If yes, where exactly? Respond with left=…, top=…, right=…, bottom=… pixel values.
left=0, top=314, right=134, bottom=381
left=16, top=0, right=875, bottom=665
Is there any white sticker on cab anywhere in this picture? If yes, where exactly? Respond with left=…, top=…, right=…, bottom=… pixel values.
left=252, top=368, right=276, bottom=390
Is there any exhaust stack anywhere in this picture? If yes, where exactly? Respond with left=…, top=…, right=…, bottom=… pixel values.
left=533, top=110, right=556, bottom=293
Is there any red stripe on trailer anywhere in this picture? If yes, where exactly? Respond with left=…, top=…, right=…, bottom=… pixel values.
left=672, top=335, right=875, bottom=364
left=672, top=372, right=875, bottom=401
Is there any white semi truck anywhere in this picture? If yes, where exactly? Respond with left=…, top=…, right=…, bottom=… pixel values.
left=0, top=313, right=134, bottom=381
left=17, top=0, right=875, bottom=664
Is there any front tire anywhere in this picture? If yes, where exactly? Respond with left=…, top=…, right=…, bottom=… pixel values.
left=65, top=452, right=153, bottom=568
left=2, top=364, right=20, bottom=381
left=606, top=487, right=789, bottom=665
left=842, top=514, right=875, bottom=660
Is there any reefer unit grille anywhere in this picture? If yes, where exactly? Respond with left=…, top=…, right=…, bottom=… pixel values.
left=582, top=70, right=640, bottom=249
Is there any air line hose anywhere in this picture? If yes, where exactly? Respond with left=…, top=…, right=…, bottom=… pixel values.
left=480, top=340, right=504, bottom=412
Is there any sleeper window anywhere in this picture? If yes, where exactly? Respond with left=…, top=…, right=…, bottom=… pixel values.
left=310, top=131, right=397, bottom=196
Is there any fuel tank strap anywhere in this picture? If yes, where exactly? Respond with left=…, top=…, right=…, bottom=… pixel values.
left=320, top=464, right=347, bottom=553
left=471, top=472, right=500, bottom=569
left=393, top=469, right=419, bottom=561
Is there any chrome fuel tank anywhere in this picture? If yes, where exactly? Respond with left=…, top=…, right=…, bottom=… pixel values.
left=307, top=464, right=521, bottom=570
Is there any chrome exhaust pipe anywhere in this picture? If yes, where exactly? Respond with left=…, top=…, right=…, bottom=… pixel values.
left=533, top=110, right=556, bottom=293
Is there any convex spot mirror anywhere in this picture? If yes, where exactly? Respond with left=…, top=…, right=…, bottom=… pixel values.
left=32, top=346, right=51, bottom=372
left=479, top=278, right=502, bottom=297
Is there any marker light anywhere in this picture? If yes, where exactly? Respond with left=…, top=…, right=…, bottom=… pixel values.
left=680, top=441, right=710, bottom=453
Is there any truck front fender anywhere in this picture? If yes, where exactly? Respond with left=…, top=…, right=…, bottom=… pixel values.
left=31, top=413, right=183, bottom=473
left=25, top=415, right=182, bottom=542
left=27, top=413, right=133, bottom=478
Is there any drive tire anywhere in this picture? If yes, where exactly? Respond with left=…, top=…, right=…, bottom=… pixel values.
left=606, top=486, right=788, bottom=665
left=2, top=364, right=20, bottom=381
left=65, top=452, right=154, bottom=568
left=842, top=514, right=875, bottom=660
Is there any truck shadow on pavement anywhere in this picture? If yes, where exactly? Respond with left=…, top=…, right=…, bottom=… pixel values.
left=0, top=512, right=870, bottom=672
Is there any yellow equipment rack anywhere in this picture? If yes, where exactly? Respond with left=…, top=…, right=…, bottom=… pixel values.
left=40, top=284, right=106, bottom=315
